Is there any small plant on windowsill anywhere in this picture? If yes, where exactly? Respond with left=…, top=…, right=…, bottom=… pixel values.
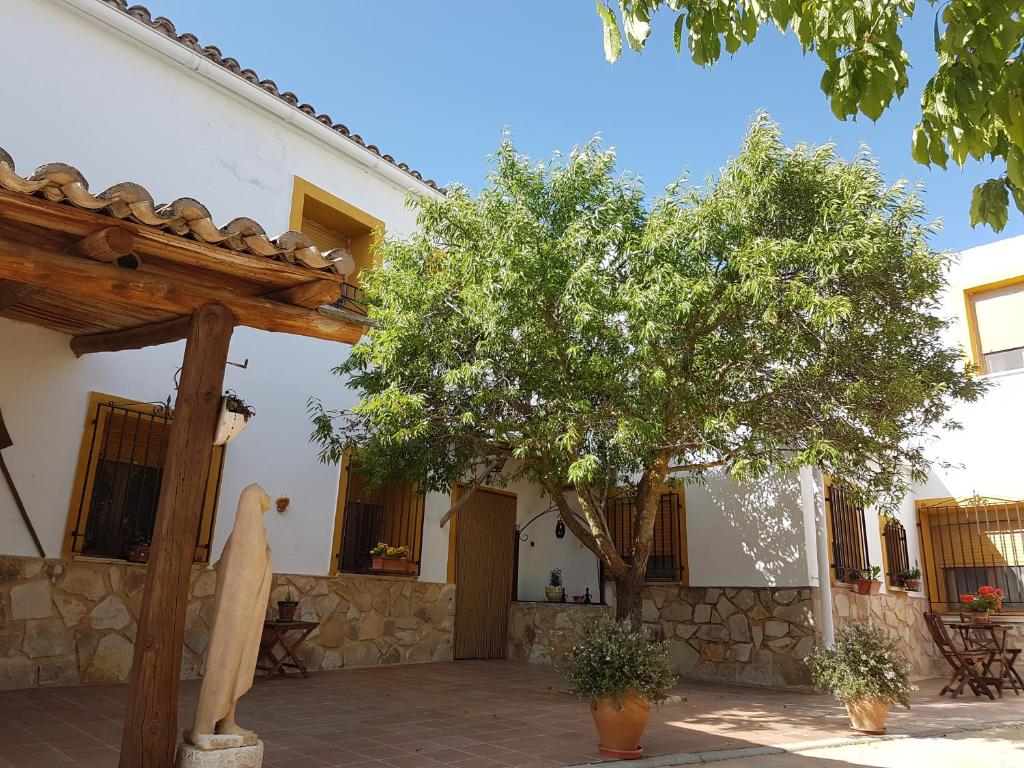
left=546, top=568, right=565, bottom=603
left=896, top=563, right=922, bottom=591
left=855, top=566, right=883, bottom=596
left=807, top=620, right=915, bottom=735
left=126, top=535, right=151, bottom=564
left=370, top=542, right=412, bottom=574
left=278, top=588, right=299, bottom=622
left=960, top=585, right=1004, bottom=622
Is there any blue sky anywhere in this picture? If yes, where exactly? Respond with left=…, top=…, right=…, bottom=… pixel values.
left=156, top=1, right=1021, bottom=252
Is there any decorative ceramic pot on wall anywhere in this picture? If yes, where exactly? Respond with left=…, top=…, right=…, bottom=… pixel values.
left=591, top=691, right=650, bottom=759
left=214, top=397, right=252, bottom=446
left=845, top=698, right=890, bottom=734
left=545, top=585, right=565, bottom=602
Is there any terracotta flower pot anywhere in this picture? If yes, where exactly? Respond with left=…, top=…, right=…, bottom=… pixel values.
left=856, top=579, right=882, bottom=595
left=277, top=600, right=299, bottom=621
left=845, top=698, right=890, bottom=734
left=968, top=610, right=991, bottom=623
left=902, top=578, right=921, bottom=591
left=372, top=556, right=410, bottom=573
left=591, top=691, right=650, bottom=759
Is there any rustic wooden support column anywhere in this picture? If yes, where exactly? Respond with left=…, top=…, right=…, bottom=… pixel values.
left=119, top=303, right=235, bottom=768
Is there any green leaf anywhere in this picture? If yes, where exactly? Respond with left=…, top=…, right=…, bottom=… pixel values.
left=673, top=13, right=685, bottom=53
left=970, top=179, right=1009, bottom=231
left=596, top=2, right=623, bottom=62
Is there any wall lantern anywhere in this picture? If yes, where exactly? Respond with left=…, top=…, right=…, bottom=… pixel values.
left=555, top=517, right=566, bottom=539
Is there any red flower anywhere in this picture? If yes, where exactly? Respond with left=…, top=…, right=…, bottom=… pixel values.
left=979, top=585, right=994, bottom=595
left=961, top=594, right=974, bottom=603
left=996, top=588, right=1005, bottom=596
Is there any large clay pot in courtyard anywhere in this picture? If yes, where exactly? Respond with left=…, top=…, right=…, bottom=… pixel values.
left=845, top=698, right=890, bottom=734
left=591, top=690, right=650, bottom=759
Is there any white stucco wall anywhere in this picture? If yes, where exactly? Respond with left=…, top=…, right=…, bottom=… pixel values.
left=0, top=0, right=452, bottom=577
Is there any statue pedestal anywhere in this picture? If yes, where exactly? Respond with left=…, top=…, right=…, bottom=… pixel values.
left=176, top=740, right=263, bottom=768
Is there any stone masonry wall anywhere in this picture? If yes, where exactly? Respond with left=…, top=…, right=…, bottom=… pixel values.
left=507, top=587, right=821, bottom=689
left=508, top=601, right=610, bottom=666
left=0, top=555, right=454, bottom=690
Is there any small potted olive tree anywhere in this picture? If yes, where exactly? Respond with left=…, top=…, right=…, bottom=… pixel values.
left=565, top=615, right=676, bottom=759
left=808, top=621, right=915, bottom=735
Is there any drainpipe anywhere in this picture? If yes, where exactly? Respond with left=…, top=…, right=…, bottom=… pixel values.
left=801, top=466, right=835, bottom=647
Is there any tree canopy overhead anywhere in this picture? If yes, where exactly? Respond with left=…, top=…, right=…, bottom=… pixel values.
left=594, top=1, right=1024, bottom=232
left=310, top=117, right=982, bottom=621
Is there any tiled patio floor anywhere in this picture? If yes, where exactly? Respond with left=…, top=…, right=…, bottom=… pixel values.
left=2, top=662, right=1024, bottom=768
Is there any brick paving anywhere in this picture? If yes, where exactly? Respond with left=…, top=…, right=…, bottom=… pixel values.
left=2, top=662, right=1024, bottom=768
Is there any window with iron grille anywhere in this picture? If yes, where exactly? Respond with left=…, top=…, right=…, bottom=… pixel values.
left=883, top=519, right=911, bottom=587
left=336, top=458, right=426, bottom=576
left=65, top=393, right=223, bottom=562
left=827, top=481, right=872, bottom=582
left=919, top=499, right=1024, bottom=612
left=605, top=491, right=686, bottom=582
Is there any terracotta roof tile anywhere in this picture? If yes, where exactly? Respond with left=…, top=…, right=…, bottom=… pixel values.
left=99, top=1, right=441, bottom=192
left=0, top=146, right=356, bottom=275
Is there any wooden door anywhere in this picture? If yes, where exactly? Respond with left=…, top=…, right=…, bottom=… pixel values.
left=454, top=488, right=517, bottom=659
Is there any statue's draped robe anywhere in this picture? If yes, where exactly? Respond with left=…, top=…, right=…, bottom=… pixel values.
left=193, top=484, right=273, bottom=735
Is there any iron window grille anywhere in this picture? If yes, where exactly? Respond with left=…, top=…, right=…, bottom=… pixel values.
left=827, top=482, right=872, bottom=582
left=883, top=519, right=911, bottom=587
left=605, top=491, right=685, bottom=582
left=919, top=498, right=1024, bottom=612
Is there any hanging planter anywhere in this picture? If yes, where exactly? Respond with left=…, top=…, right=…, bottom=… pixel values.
left=214, top=391, right=255, bottom=446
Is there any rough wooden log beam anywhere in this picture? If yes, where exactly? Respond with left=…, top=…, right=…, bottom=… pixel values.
left=0, top=237, right=362, bottom=345
left=70, top=316, right=192, bottom=356
left=261, top=278, right=342, bottom=308
left=0, top=279, right=36, bottom=310
left=119, top=304, right=233, bottom=768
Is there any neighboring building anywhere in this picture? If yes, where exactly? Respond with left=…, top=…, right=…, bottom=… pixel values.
left=1, top=0, right=1021, bottom=693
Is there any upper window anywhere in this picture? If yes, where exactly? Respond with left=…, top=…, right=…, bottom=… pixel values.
left=64, top=393, right=223, bottom=562
left=606, top=490, right=687, bottom=583
left=331, top=452, right=426, bottom=577
left=968, top=281, right=1024, bottom=374
left=826, top=480, right=872, bottom=583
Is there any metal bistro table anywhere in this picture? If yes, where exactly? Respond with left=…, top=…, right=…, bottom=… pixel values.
left=945, top=618, right=1023, bottom=697
left=257, top=619, right=319, bottom=678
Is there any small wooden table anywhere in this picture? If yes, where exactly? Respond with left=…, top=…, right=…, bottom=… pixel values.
left=257, top=619, right=319, bottom=678
left=947, top=621, right=1023, bottom=697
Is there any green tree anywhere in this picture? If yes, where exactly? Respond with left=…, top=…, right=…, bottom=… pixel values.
left=310, top=118, right=982, bottom=624
left=594, top=1, right=1024, bottom=231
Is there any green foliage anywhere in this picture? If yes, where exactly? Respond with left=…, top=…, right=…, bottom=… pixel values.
left=550, top=568, right=564, bottom=587
left=807, top=621, right=916, bottom=706
left=595, top=1, right=1024, bottom=231
left=564, top=615, right=676, bottom=705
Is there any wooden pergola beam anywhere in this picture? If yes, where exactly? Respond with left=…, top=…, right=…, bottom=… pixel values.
left=0, top=236, right=363, bottom=344
left=261, top=278, right=342, bottom=308
left=70, top=316, right=192, bottom=356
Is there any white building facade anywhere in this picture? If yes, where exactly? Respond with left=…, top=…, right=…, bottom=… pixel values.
left=0, top=0, right=1021, bottom=692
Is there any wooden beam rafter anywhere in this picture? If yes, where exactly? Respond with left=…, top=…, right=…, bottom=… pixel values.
left=261, top=278, right=342, bottom=308
left=70, top=316, right=192, bottom=356
left=0, top=236, right=362, bottom=345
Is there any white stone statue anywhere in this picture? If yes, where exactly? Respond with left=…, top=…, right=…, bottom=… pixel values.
left=185, top=483, right=273, bottom=756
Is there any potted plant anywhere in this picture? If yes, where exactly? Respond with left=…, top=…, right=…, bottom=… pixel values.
left=897, top=563, right=922, bottom=591
left=277, top=589, right=299, bottom=621
left=126, top=535, right=151, bottom=564
left=370, top=542, right=412, bottom=573
left=855, top=565, right=883, bottom=595
left=807, top=621, right=915, bottom=735
left=214, top=390, right=255, bottom=446
left=565, top=615, right=675, bottom=759
left=959, top=585, right=1004, bottom=622
left=545, top=568, right=565, bottom=602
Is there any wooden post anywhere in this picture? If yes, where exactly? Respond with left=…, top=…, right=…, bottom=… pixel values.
left=119, top=303, right=234, bottom=768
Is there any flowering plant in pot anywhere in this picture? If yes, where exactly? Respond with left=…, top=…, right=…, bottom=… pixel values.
left=960, top=585, right=1004, bottom=621
left=807, top=621, right=915, bottom=735
left=545, top=568, right=565, bottom=602
left=277, top=588, right=299, bottom=621
left=855, top=565, right=883, bottom=595
left=564, top=615, right=675, bottom=759
left=896, top=563, right=922, bottom=591
left=370, top=542, right=412, bottom=573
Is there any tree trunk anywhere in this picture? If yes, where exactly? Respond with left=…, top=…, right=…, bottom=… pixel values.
left=614, top=572, right=644, bottom=627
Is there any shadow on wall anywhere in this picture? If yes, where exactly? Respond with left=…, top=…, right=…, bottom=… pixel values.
left=686, top=471, right=806, bottom=587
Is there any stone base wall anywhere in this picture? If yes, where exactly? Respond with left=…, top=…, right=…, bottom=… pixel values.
left=0, top=555, right=454, bottom=690
left=645, top=586, right=819, bottom=688
left=506, top=586, right=821, bottom=689
left=508, top=601, right=610, bottom=666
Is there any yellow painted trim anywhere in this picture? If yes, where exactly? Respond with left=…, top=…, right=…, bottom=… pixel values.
left=916, top=500, right=940, bottom=606
left=290, top=176, right=384, bottom=234
left=962, top=273, right=1024, bottom=374
left=63, top=391, right=223, bottom=563
left=328, top=447, right=353, bottom=574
